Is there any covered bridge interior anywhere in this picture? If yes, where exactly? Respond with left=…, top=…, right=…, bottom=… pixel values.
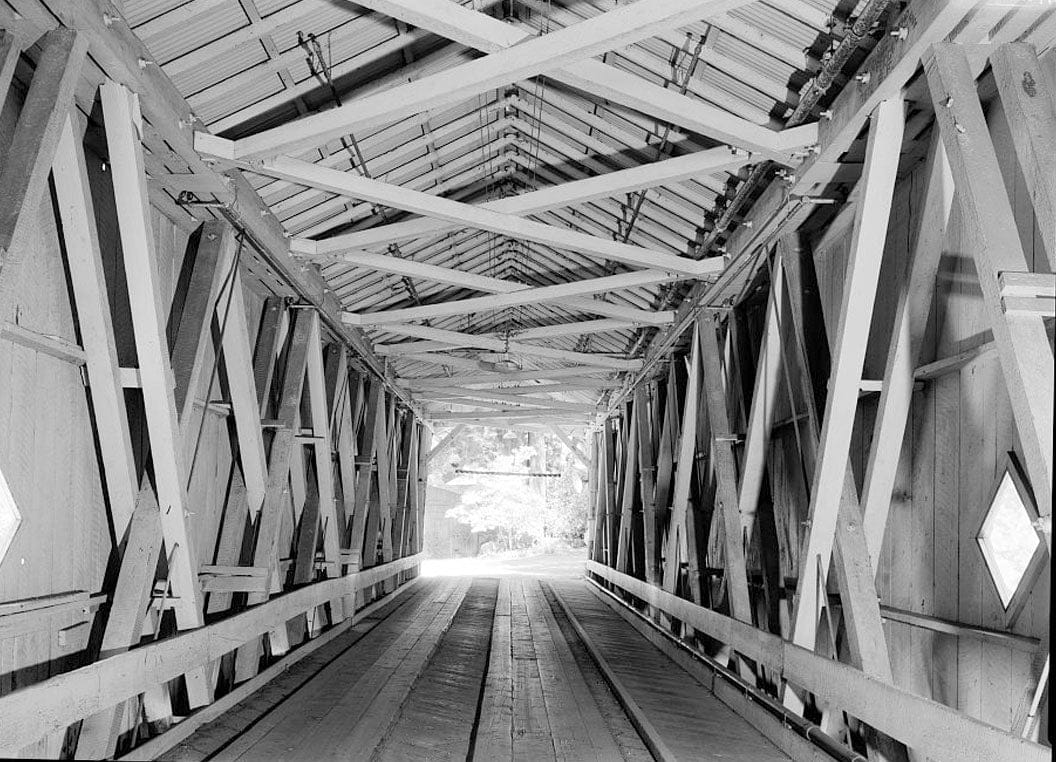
left=0, top=0, right=1052, bottom=759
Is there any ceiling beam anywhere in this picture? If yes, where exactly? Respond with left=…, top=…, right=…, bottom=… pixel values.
left=421, top=395, right=597, bottom=414
left=197, top=0, right=758, bottom=159
left=374, top=317, right=635, bottom=353
left=426, top=408, right=595, bottom=421
left=323, top=252, right=674, bottom=325
left=416, top=380, right=619, bottom=396
left=374, top=323, right=642, bottom=370
left=343, top=270, right=683, bottom=326
left=512, top=318, right=635, bottom=341
left=251, top=156, right=713, bottom=276
left=400, top=366, right=613, bottom=388
left=345, top=0, right=815, bottom=160
left=296, top=146, right=748, bottom=254
left=397, top=352, right=491, bottom=371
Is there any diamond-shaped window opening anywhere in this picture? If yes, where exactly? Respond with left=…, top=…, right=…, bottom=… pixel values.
left=975, top=453, right=1045, bottom=627
left=0, top=465, right=23, bottom=566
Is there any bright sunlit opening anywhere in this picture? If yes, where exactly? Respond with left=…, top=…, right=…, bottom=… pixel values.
left=977, top=469, right=1039, bottom=608
left=420, top=425, right=590, bottom=579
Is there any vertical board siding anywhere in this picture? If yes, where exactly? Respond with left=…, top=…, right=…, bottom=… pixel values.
left=797, top=111, right=1048, bottom=734
left=0, top=81, right=267, bottom=712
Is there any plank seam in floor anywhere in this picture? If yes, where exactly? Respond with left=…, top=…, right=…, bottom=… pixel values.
left=207, top=578, right=468, bottom=761
left=549, top=580, right=791, bottom=761
left=143, top=580, right=427, bottom=762
left=292, top=578, right=471, bottom=760
left=372, top=578, right=498, bottom=761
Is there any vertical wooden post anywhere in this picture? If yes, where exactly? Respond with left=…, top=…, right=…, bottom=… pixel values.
left=349, top=380, right=384, bottom=559
left=234, top=308, right=315, bottom=680
left=586, top=433, right=598, bottom=559
left=635, top=384, right=659, bottom=585
left=214, top=254, right=269, bottom=521
left=698, top=316, right=754, bottom=631
left=601, top=419, right=618, bottom=567
left=417, top=424, right=431, bottom=556
left=615, top=408, right=640, bottom=574
left=326, top=348, right=356, bottom=548
left=304, top=316, right=345, bottom=620
left=737, top=250, right=786, bottom=547
left=662, top=327, right=703, bottom=604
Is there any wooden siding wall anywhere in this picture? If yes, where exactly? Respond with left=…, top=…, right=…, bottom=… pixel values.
left=806, top=94, right=1049, bottom=734
left=0, top=55, right=426, bottom=757
left=587, top=52, right=1051, bottom=759
left=0, top=83, right=115, bottom=679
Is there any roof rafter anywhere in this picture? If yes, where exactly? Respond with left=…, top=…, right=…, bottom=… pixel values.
left=346, top=0, right=815, bottom=160
left=196, top=0, right=780, bottom=159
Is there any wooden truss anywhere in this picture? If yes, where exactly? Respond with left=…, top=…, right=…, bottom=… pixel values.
left=586, top=39, right=1054, bottom=762
left=0, top=56, right=427, bottom=755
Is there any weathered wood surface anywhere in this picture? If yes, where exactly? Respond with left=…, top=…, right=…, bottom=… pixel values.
left=151, top=574, right=796, bottom=762
left=588, top=561, right=1051, bottom=762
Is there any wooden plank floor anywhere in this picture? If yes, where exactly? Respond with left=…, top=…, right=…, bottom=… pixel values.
left=548, top=580, right=790, bottom=762
left=155, top=576, right=792, bottom=762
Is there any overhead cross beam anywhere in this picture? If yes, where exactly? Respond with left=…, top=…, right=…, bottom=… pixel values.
left=424, top=395, right=596, bottom=415
left=196, top=0, right=787, bottom=160
left=315, top=251, right=675, bottom=325
left=294, top=146, right=749, bottom=255
left=427, top=409, right=595, bottom=422
left=250, top=156, right=715, bottom=277
left=374, top=323, right=642, bottom=370
left=400, top=367, right=615, bottom=389
left=375, top=318, right=638, bottom=350
left=345, top=270, right=685, bottom=326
